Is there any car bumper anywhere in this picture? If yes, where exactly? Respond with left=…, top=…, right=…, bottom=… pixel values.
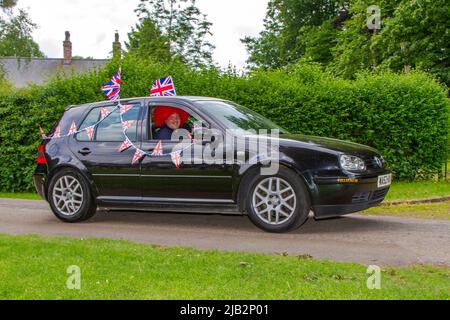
left=33, top=173, right=47, bottom=200
left=33, top=163, right=48, bottom=200
left=312, top=174, right=390, bottom=219
left=33, top=164, right=47, bottom=200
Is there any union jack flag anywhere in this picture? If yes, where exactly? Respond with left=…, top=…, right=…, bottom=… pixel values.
left=53, top=125, right=61, bottom=139
left=132, top=149, right=145, bottom=165
left=120, top=104, right=133, bottom=115
left=39, top=126, right=47, bottom=139
left=171, top=150, right=182, bottom=169
left=100, top=107, right=110, bottom=119
left=68, top=121, right=77, bottom=135
left=122, top=120, right=134, bottom=131
left=118, top=138, right=132, bottom=152
left=151, top=140, right=163, bottom=156
left=86, top=126, right=95, bottom=141
left=101, top=67, right=121, bottom=101
left=150, top=76, right=176, bottom=97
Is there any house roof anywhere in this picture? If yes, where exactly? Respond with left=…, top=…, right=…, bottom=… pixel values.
left=0, top=57, right=109, bottom=88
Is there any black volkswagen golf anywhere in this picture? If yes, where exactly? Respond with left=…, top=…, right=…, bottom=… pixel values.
left=34, top=96, right=391, bottom=233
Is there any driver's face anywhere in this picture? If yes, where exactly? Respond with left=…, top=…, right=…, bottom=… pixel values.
left=165, top=113, right=181, bottom=130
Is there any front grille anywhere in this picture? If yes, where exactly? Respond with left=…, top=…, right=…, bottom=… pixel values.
left=362, top=155, right=384, bottom=170
left=352, top=192, right=370, bottom=203
left=371, top=188, right=389, bottom=201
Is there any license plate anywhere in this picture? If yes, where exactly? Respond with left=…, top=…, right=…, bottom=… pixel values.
left=378, top=174, right=392, bottom=188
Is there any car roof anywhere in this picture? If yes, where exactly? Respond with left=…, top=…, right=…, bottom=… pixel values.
left=66, top=96, right=226, bottom=110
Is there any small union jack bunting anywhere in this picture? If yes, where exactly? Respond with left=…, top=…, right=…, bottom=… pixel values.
left=53, top=125, right=61, bottom=138
left=151, top=140, right=163, bottom=156
left=171, top=150, right=182, bottom=169
left=120, top=104, right=133, bottom=115
left=100, top=107, right=110, bottom=119
left=132, top=149, right=145, bottom=165
left=86, top=126, right=95, bottom=141
left=122, top=120, right=134, bottom=131
left=118, top=138, right=132, bottom=152
left=39, top=127, right=47, bottom=139
left=68, top=121, right=77, bottom=135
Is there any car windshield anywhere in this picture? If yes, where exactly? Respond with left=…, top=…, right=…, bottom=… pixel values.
left=196, top=100, right=289, bottom=134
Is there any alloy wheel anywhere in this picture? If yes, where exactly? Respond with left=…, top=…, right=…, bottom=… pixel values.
left=52, top=175, right=84, bottom=216
left=251, top=177, right=297, bottom=225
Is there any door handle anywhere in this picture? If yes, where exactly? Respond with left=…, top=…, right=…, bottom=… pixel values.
left=78, top=148, right=91, bottom=156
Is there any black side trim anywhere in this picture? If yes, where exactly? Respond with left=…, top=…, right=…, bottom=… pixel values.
left=97, top=198, right=241, bottom=215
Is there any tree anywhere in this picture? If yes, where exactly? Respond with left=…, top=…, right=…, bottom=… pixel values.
left=0, top=8, right=44, bottom=57
left=241, top=0, right=285, bottom=69
left=129, top=0, right=215, bottom=68
left=329, top=0, right=449, bottom=86
left=243, top=0, right=449, bottom=87
left=242, top=0, right=347, bottom=69
left=328, top=0, right=401, bottom=78
left=299, top=20, right=339, bottom=65
left=375, top=0, right=450, bottom=86
left=0, top=0, right=18, bottom=11
left=126, top=18, right=170, bottom=63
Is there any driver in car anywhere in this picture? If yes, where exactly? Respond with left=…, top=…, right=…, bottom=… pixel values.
left=153, top=106, right=190, bottom=140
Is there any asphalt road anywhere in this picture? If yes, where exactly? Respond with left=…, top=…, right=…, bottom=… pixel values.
left=0, top=198, right=449, bottom=267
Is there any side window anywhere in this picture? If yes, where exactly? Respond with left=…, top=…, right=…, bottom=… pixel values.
left=97, top=105, right=140, bottom=142
left=150, top=105, right=205, bottom=141
left=77, top=108, right=100, bottom=141
left=77, top=104, right=140, bottom=142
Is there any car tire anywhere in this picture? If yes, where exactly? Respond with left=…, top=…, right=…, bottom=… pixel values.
left=48, top=168, right=97, bottom=223
left=246, top=167, right=310, bottom=233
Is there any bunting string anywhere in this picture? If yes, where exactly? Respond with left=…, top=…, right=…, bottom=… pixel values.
left=41, top=101, right=194, bottom=167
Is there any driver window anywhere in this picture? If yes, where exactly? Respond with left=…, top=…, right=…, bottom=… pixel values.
left=150, top=105, right=206, bottom=141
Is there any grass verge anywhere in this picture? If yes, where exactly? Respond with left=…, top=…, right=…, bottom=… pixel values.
left=0, top=192, right=41, bottom=200
left=363, top=202, right=450, bottom=220
left=0, top=234, right=448, bottom=300
left=385, top=181, right=450, bottom=201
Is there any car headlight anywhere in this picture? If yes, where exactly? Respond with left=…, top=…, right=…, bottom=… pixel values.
left=340, top=155, right=366, bottom=171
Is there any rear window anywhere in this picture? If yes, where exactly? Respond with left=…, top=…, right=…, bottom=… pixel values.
left=77, top=104, right=140, bottom=142
left=48, top=107, right=78, bottom=136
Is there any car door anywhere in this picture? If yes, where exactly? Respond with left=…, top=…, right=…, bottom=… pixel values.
left=69, top=100, right=144, bottom=198
left=139, top=100, right=234, bottom=202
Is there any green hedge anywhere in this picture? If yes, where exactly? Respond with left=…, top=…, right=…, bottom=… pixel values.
left=0, top=57, right=448, bottom=191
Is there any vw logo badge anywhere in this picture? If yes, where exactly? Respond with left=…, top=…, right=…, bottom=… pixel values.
left=374, top=157, right=383, bottom=168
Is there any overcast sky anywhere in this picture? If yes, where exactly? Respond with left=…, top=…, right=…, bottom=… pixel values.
left=17, top=0, right=268, bottom=70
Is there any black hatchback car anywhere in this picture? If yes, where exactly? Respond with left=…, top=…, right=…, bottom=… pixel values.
left=34, top=96, right=391, bottom=233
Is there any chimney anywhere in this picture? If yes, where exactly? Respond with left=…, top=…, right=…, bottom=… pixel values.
left=113, top=31, right=122, bottom=59
left=63, top=31, right=72, bottom=65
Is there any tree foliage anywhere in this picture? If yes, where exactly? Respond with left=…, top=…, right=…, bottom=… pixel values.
left=126, top=18, right=170, bottom=63
left=128, top=0, right=215, bottom=68
left=0, top=0, right=17, bottom=11
left=0, top=8, right=43, bottom=57
left=241, top=0, right=346, bottom=69
left=244, top=0, right=449, bottom=86
left=374, top=0, right=450, bottom=86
